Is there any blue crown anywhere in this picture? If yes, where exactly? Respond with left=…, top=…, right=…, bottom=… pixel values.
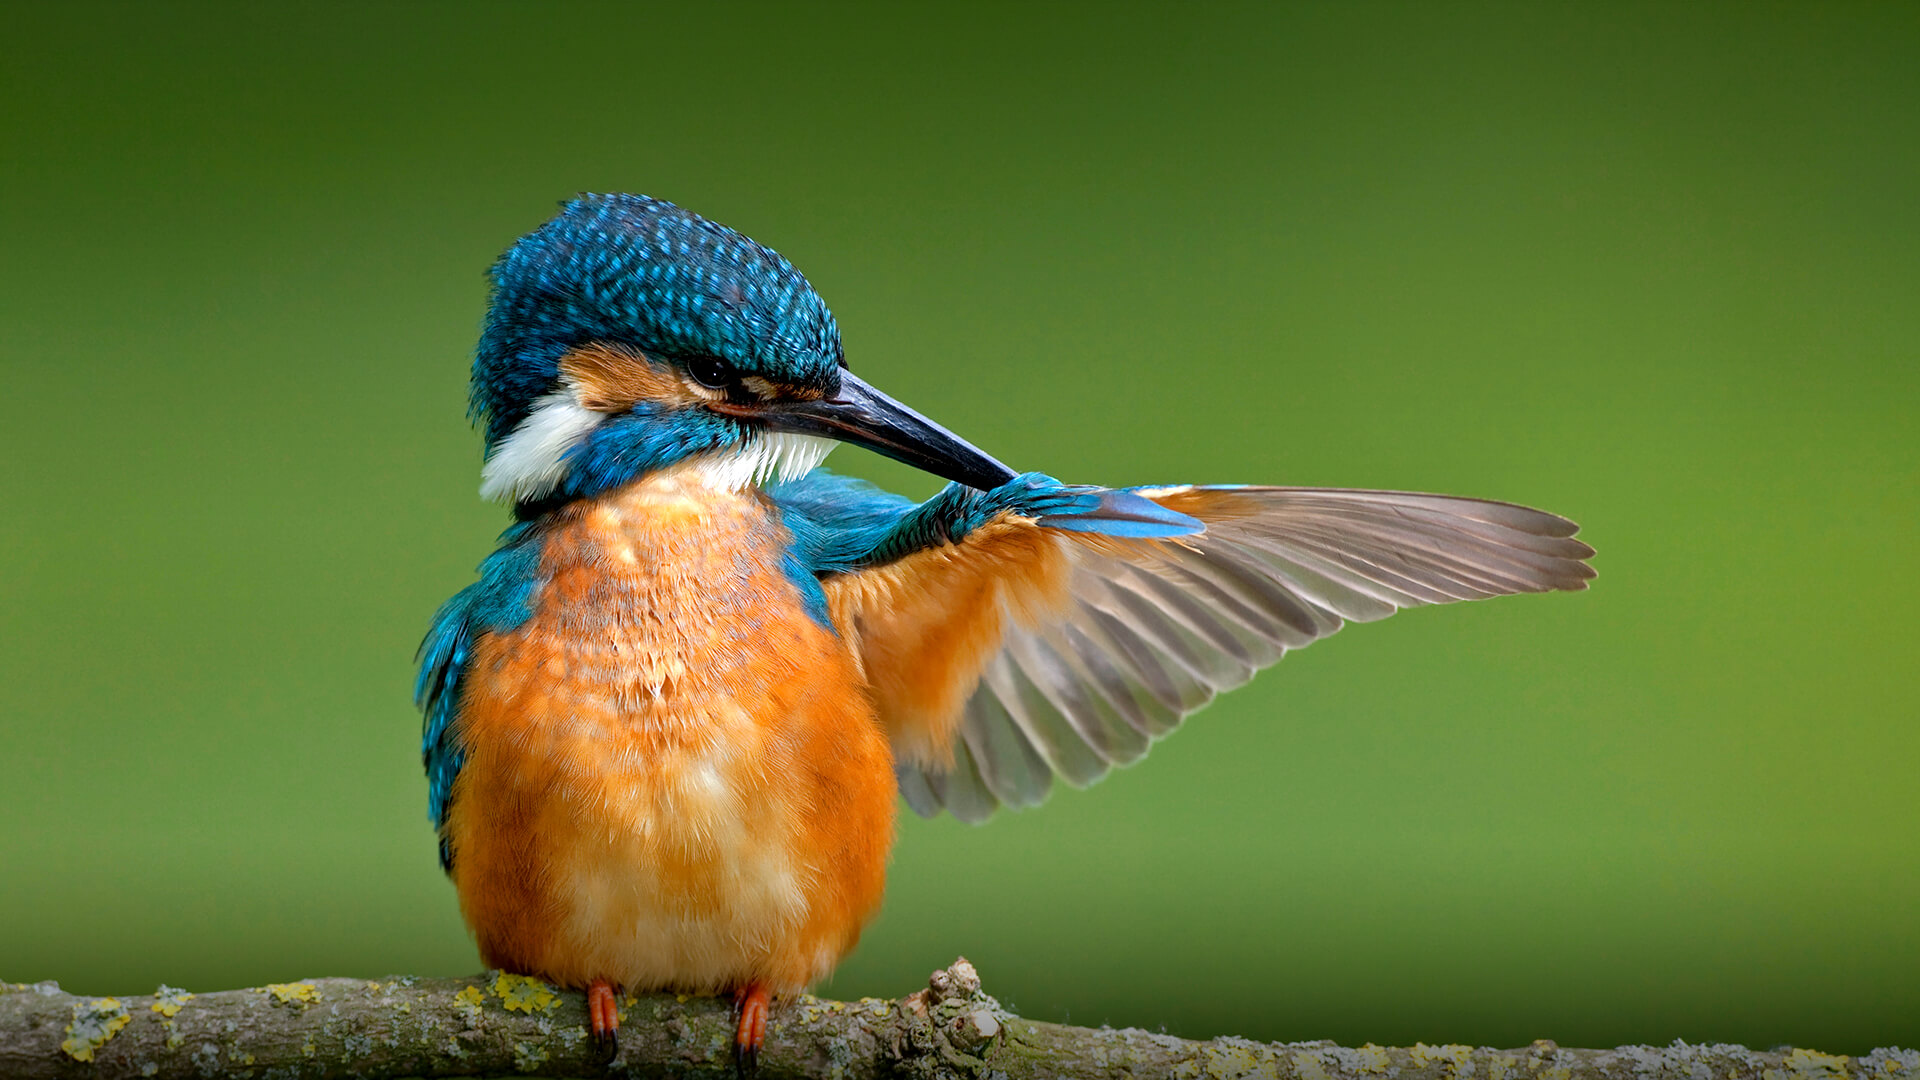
left=472, top=194, right=843, bottom=447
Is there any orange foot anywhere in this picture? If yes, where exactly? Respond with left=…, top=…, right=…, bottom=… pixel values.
left=587, top=979, right=619, bottom=1049
left=733, top=981, right=772, bottom=1076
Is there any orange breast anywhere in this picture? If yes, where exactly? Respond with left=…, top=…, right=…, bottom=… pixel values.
left=443, top=467, right=895, bottom=994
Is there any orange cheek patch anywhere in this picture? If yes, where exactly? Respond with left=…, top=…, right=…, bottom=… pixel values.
left=560, top=341, right=715, bottom=411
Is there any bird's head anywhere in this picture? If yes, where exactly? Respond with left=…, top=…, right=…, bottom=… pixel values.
left=471, top=193, right=1013, bottom=510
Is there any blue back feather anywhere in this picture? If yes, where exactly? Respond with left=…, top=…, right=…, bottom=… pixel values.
left=768, top=468, right=1202, bottom=582
left=415, top=521, right=546, bottom=869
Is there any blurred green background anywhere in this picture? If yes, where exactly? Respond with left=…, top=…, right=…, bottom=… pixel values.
left=3, top=0, right=1916, bottom=1055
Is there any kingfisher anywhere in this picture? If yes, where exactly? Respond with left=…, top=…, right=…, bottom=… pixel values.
left=416, top=193, right=1594, bottom=1066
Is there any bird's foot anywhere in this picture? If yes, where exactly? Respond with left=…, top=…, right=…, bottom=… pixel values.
left=732, top=981, right=772, bottom=1077
left=587, top=979, right=620, bottom=1051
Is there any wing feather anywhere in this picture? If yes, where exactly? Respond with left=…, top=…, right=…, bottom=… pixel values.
left=849, top=486, right=1593, bottom=821
left=959, top=691, right=1055, bottom=810
left=920, top=737, right=1000, bottom=824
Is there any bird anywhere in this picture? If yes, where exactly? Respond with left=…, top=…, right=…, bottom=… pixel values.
left=416, top=192, right=1595, bottom=1068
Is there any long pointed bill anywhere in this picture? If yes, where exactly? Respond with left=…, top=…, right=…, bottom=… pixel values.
left=713, top=371, right=1017, bottom=490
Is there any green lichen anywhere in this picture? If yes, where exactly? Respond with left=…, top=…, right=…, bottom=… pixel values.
left=62, top=996, right=132, bottom=1062
left=1865, top=1050, right=1920, bottom=1080
left=150, top=985, right=194, bottom=1018
left=513, top=1039, right=551, bottom=1072
left=1177, top=1040, right=1273, bottom=1079
left=492, top=971, right=561, bottom=1014
left=263, top=982, right=321, bottom=1006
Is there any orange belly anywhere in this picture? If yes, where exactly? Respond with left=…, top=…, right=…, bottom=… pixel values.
left=442, top=468, right=895, bottom=994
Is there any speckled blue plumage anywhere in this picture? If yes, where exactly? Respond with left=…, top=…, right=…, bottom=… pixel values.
left=545, top=404, right=745, bottom=506
left=473, top=193, right=843, bottom=448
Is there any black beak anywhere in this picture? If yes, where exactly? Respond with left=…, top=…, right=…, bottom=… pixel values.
left=714, top=371, right=1017, bottom=490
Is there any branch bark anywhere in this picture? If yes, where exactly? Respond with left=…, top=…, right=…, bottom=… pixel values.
left=2, top=960, right=1912, bottom=1080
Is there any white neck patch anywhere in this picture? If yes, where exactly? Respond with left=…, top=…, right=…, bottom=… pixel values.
left=479, top=385, right=837, bottom=502
left=478, top=386, right=603, bottom=503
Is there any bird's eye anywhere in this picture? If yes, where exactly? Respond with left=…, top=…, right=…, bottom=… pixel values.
left=687, top=356, right=733, bottom=390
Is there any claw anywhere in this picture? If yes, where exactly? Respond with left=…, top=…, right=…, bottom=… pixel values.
left=733, top=981, right=771, bottom=1078
left=587, top=979, right=619, bottom=1051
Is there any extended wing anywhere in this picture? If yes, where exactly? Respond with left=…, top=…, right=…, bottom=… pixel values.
left=814, top=483, right=1595, bottom=823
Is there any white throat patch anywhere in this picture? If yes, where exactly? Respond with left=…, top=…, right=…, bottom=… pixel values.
left=479, top=386, right=838, bottom=502
left=685, top=432, right=837, bottom=492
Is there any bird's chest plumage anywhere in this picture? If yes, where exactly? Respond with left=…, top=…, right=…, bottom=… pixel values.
left=444, top=470, right=895, bottom=994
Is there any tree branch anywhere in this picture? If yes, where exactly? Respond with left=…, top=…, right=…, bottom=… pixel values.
left=2, top=959, right=1912, bottom=1079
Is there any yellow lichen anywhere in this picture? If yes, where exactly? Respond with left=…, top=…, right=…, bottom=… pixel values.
left=150, top=985, right=194, bottom=1018
left=61, top=997, right=132, bottom=1062
left=1789, top=1050, right=1853, bottom=1078
left=1356, top=1045, right=1394, bottom=1076
left=1412, top=1043, right=1478, bottom=1077
left=1184, top=1043, right=1272, bottom=1078
left=1295, top=1051, right=1333, bottom=1080
left=264, top=982, right=321, bottom=1006
left=455, top=985, right=486, bottom=1009
left=492, top=971, right=561, bottom=1014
